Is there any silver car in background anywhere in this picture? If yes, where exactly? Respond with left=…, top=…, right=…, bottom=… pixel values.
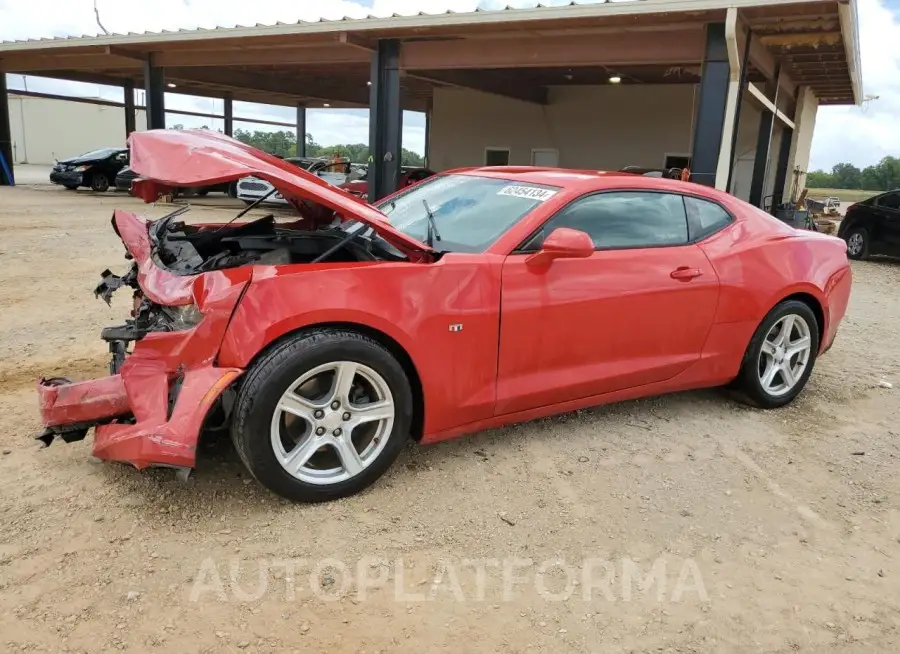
left=236, top=156, right=359, bottom=205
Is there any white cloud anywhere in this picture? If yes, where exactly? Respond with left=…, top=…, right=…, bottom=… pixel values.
left=809, top=0, right=900, bottom=171
left=1, top=0, right=892, bottom=166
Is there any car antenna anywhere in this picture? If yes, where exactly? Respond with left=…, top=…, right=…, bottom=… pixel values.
left=422, top=199, right=441, bottom=247
left=214, top=186, right=278, bottom=232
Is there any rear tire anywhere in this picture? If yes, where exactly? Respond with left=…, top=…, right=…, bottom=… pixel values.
left=231, top=329, right=413, bottom=502
left=844, top=227, right=869, bottom=260
left=90, top=173, right=109, bottom=192
left=732, top=300, right=819, bottom=409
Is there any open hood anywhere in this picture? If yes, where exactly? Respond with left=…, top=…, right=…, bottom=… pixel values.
left=127, top=129, right=432, bottom=257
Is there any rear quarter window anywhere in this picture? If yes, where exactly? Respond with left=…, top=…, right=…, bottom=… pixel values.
left=684, top=196, right=733, bottom=241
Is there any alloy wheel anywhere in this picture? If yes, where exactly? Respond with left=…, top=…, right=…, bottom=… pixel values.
left=270, top=361, right=395, bottom=485
left=847, top=232, right=864, bottom=257
left=757, top=314, right=813, bottom=397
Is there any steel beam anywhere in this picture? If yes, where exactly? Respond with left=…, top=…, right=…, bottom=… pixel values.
left=726, top=24, right=753, bottom=193
left=368, top=39, right=402, bottom=202
left=143, top=56, right=166, bottom=130
left=770, top=126, right=793, bottom=212
left=223, top=92, right=233, bottom=136
left=690, top=23, right=730, bottom=188
left=401, top=30, right=704, bottom=70
left=124, top=79, right=136, bottom=136
left=749, top=66, right=781, bottom=208
left=296, top=103, right=307, bottom=157
left=0, top=72, right=14, bottom=185
left=424, top=98, right=432, bottom=169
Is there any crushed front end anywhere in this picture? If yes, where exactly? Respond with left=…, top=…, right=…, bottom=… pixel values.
left=36, top=128, right=430, bottom=476
left=36, top=208, right=250, bottom=471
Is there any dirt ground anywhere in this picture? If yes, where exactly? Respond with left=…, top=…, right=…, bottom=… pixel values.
left=1, top=184, right=900, bottom=653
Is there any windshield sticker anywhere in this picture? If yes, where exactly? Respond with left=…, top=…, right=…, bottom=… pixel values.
left=497, top=185, right=557, bottom=202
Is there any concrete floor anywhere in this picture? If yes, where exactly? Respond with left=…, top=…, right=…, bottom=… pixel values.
left=8, top=163, right=53, bottom=185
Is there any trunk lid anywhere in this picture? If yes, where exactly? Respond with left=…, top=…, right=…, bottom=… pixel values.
left=127, top=129, right=432, bottom=258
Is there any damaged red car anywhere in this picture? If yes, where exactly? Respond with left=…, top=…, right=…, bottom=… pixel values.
left=37, top=129, right=852, bottom=502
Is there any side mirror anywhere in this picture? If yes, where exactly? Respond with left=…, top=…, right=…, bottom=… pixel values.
left=527, top=227, right=594, bottom=265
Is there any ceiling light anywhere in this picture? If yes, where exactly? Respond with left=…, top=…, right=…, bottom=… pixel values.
left=167, top=82, right=177, bottom=88
left=323, top=103, right=331, bottom=108
left=608, top=75, right=622, bottom=84
left=367, top=81, right=372, bottom=86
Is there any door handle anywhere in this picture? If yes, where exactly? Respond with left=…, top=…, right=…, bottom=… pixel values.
left=670, top=267, right=702, bottom=281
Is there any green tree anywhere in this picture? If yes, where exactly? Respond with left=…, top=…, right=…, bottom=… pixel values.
left=806, top=169, right=834, bottom=188
left=232, top=129, right=296, bottom=157
left=232, top=128, right=425, bottom=165
left=808, top=157, right=900, bottom=192
left=401, top=148, right=425, bottom=167
left=830, top=162, right=862, bottom=189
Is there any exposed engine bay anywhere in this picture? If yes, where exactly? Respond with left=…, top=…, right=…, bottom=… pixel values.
left=92, top=206, right=405, bottom=374
left=150, top=210, right=404, bottom=275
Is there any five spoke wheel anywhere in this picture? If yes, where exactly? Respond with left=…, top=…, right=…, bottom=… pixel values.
left=757, top=314, right=812, bottom=397
left=271, top=361, right=395, bottom=485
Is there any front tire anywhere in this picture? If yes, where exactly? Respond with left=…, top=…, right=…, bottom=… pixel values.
left=844, top=226, right=869, bottom=260
left=733, top=300, right=820, bottom=409
left=231, top=329, right=413, bottom=502
left=89, top=173, right=109, bottom=192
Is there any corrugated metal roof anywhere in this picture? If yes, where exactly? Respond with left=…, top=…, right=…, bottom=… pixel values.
left=0, top=2, right=623, bottom=45
left=0, top=0, right=844, bottom=49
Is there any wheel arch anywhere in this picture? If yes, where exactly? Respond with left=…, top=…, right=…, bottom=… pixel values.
left=236, top=321, right=426, bottom=441
left=839, top=214, right=871, bottom=238
left=773, top=291, right=825, bottom=348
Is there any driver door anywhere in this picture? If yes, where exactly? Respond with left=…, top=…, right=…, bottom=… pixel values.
left=496, top=191, right=721, bottom=415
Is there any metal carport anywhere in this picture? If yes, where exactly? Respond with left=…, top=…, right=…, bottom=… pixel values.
left=0, top=0, right=861, bottom=204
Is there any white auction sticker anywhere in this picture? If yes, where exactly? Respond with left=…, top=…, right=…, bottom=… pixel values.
left=497, top=185, right=557, bottom=201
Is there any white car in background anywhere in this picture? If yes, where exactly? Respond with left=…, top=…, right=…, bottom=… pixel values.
left=236, top=156, right=358, bottom=205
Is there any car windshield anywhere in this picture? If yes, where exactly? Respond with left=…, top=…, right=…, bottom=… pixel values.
left=373, top=174, right=559, bottom=253
left=77, top=148, right=122, bottom=159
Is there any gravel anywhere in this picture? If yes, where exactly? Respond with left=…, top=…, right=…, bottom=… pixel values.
left=1, top=185, right=900, bottom=652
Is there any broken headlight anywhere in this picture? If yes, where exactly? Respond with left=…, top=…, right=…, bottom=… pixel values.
left=162, top=304, right=204, bottom=330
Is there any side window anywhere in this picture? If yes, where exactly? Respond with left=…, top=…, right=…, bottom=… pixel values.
left=684, top=196, right=733, bottom=241
left=526, top=191, right=689, bottom=250
left=877, top=193, right=900, bottom=210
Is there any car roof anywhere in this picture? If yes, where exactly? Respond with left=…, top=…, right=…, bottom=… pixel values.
left=448, top=166, right=728, bottom=199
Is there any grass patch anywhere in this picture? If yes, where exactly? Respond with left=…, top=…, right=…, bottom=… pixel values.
left=807, top=188, right=878, bottom=203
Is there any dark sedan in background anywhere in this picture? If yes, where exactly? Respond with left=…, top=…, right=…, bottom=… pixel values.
left=50, top=147, right=128, bottom=192
left=838, top=190, right=900, bottom=260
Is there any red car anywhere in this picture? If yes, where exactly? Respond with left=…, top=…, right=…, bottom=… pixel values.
left=36, top=130, right=852, bottom=503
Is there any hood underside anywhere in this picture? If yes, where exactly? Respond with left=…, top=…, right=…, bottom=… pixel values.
left=127, top=129, right=432, bottom=257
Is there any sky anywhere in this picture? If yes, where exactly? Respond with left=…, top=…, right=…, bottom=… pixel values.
left=0, top=0, right=895, bottom=171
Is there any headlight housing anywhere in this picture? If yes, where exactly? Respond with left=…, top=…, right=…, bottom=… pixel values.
left=162, top=304, right=204, bottom=330
left=74, top=165, right=91, bottom=172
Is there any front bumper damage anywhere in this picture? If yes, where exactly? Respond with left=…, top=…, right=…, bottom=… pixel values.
left=36, top=208, right=251, bottom=472
left=37, top=363, right=241, bottom=469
